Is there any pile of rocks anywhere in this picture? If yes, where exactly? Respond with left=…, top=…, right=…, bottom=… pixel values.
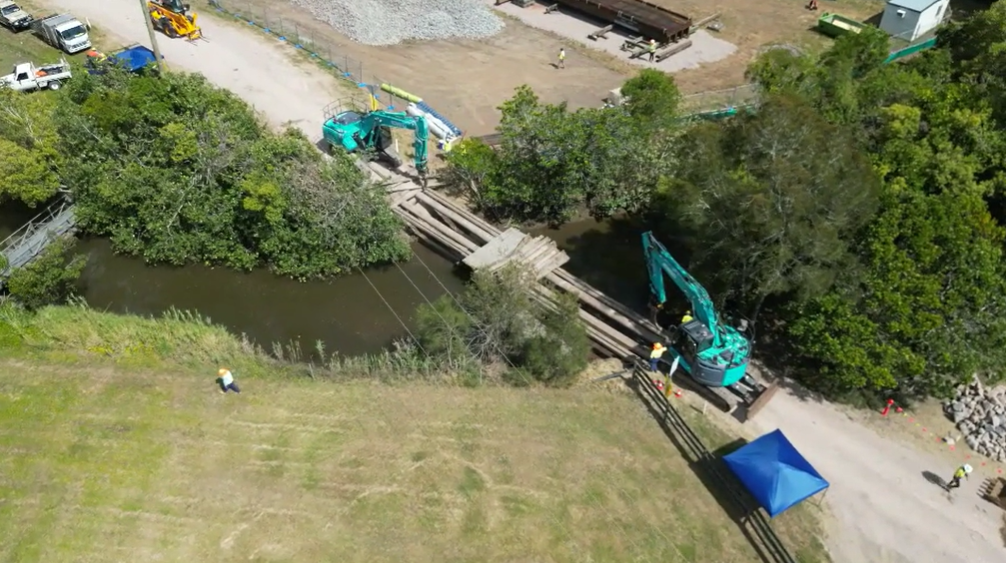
left=292, top=0, right=504, bottom=46
left=944, top=378, right=1006, bottom=461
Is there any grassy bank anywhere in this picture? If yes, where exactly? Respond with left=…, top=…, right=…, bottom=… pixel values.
left=0, top=303, right=830, bottom=562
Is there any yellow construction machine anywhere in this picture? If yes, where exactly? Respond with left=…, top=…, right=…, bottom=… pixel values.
left=148, top=0, right=201, bottom=40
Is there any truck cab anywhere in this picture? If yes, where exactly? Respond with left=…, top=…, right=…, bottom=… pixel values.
left=54, top=19, right=89, bottom=52
left=32, top=13, right=91, bottom=54
left=0, top=0, right=33, bottom=31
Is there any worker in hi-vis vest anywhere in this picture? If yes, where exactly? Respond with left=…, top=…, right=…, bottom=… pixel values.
left=217, top=368, right=241, bottom=394
left=557, top=48, right=566, bottom=69
left=946, top=464, right=972, bottom=490
left=649, top=342, right=666, bottom=372
left=681, top=310, right=694, bottom=324
left=648, top=39, right=657, bottom=62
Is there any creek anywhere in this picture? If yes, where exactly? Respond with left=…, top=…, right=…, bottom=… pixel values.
left=3, top=200, right=655, bottom=358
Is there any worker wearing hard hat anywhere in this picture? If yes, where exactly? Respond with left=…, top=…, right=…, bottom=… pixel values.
left=217, top=367, right=241, bottom=394
left=648, top=39, right=657, bottom=62
left=681, top=310, right=694, bottom=324
left=946, top=464, right=973, bottom=490
left=649, top=342, right=666, bottom=372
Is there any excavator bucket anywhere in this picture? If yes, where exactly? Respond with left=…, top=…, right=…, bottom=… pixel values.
left=743, top=383, right=779, bottom=421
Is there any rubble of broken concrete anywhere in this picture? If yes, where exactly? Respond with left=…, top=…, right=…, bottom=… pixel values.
left=944, top=378, right=1006, bottom=462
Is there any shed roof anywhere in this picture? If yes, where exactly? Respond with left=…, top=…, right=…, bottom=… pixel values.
left=887, top=0, right=943, bottom=12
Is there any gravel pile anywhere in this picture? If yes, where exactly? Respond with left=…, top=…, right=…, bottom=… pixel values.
left=291, top=0, right=504, bottom=46
left=944, top=377, right=1006, bottom=461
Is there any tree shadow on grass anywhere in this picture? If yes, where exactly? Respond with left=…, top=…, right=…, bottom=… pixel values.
left=625, top=366, right=796, bottom=563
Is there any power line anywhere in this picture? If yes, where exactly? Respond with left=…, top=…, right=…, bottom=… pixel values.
left=408, top=252, right=532, bottom=379
left=393, top=261, right=474, bottom=374
left=357, top=266, right=428, bottom=358
left=410, top=252, right=516, bottom=367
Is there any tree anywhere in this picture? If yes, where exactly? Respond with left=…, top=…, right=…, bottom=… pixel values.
left=520, top=293, right=589, bottom=386
left=939, top=1, right=1006, bottom=126
left=748, top=29, right=927, bottom=131
left=55, top=70, right=408, bottom=279
left=414, top=265, right=589, bottom=386
left=444, top=83, right=672, bottom=224
left=620, top=68, right=681, bottom=130
left=789, top=191, right=1006, bottom=398
left=0, top=89, right=61, bottom=205
left=656, top=94, right=880, bottom=322
left=6, top=238, right=87, bottom=310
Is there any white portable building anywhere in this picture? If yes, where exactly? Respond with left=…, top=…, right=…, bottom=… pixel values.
left=879, top=0, right=949, bottom=42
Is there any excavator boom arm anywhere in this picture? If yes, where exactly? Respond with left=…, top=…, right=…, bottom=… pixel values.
left=362, top=110, right=428, bottom=172
left=642, top=231, right=720, bottom=342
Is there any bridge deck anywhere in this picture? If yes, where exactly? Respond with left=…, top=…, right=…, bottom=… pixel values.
left=0, top=198, right=77, bottom=278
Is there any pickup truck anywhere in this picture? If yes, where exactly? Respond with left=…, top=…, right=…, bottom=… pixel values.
left=0, top=60, right=71, bottom=92
left=0, top=0, right=33, bottom=31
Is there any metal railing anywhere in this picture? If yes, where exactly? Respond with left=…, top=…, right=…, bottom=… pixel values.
left=680, top=84, right=761, bottom=116
left=0, top=197, right=77, bottom=278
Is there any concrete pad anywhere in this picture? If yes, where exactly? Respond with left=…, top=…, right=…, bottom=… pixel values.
left=486, top=0, right=737, bottom=73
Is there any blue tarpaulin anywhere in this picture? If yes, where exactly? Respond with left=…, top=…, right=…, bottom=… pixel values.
left=112, top=46, right=158, bottom=72
left=722, top=429, right=829, bottom=517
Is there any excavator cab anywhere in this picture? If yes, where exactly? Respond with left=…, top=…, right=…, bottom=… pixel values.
left=642, top=231, right=778, bottom=417
left=322, top=102, right=429, bottom=173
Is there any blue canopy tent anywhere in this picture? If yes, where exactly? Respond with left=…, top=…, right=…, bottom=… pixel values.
left=722, top=429, right=829, bottom=517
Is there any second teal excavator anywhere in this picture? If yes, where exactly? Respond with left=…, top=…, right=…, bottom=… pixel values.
left=322, top=103, right=428, bottom=174
left=643, top=231, right=777, bottom=416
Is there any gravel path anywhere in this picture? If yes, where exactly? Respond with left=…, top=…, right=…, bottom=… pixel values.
left=290, top=0, right=503, bottom=45
left=34, top=0, right=1006, bottom=561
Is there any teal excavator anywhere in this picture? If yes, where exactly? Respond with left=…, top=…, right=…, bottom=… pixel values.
left=643, top=231, right=776, bottom=415
left=322, top=104, right=429, bottom=174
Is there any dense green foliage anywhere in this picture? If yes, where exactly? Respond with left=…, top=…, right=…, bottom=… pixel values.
left=443, top=72, right=681, bottom=225
left=748, top=19, right=1006, bottom=399
left=0, top=70, right=409, bottom=279
left=446, top=6, right=1006, bottom=401
left=414, top=266, right=590, bottom=387
left=658, top=94, right=880, bottom=322
left=6, top=238, right=86, bottom=310
left=0, top=90, right=61, bottom=205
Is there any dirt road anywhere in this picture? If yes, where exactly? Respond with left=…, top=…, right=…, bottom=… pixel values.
left=53, top=0, right=349, bottom=139
left=754, top=389, right=1005, bottom=563
left=42, top=1, right=1006, bottom=561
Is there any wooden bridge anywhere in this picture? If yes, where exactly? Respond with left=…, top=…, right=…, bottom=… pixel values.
left=368, top=162, right=664, bottom=360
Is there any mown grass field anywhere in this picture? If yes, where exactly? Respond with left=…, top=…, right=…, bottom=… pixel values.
left=0, top=26, right=61, bottom=70
left=0, top=305, right=831, bottom=562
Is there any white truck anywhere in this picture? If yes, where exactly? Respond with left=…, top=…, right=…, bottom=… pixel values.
left=0, top=0, right=34, bottom=31
left=0, top=60, right=71, bottom=92
left=30, top=13, right=90, bottom=54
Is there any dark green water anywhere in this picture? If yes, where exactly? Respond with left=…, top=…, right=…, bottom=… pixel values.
left=3, top=204, right=663, bottom=357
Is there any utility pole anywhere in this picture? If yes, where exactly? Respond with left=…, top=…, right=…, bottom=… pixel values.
left=137, top=0, right=165, bottom=74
